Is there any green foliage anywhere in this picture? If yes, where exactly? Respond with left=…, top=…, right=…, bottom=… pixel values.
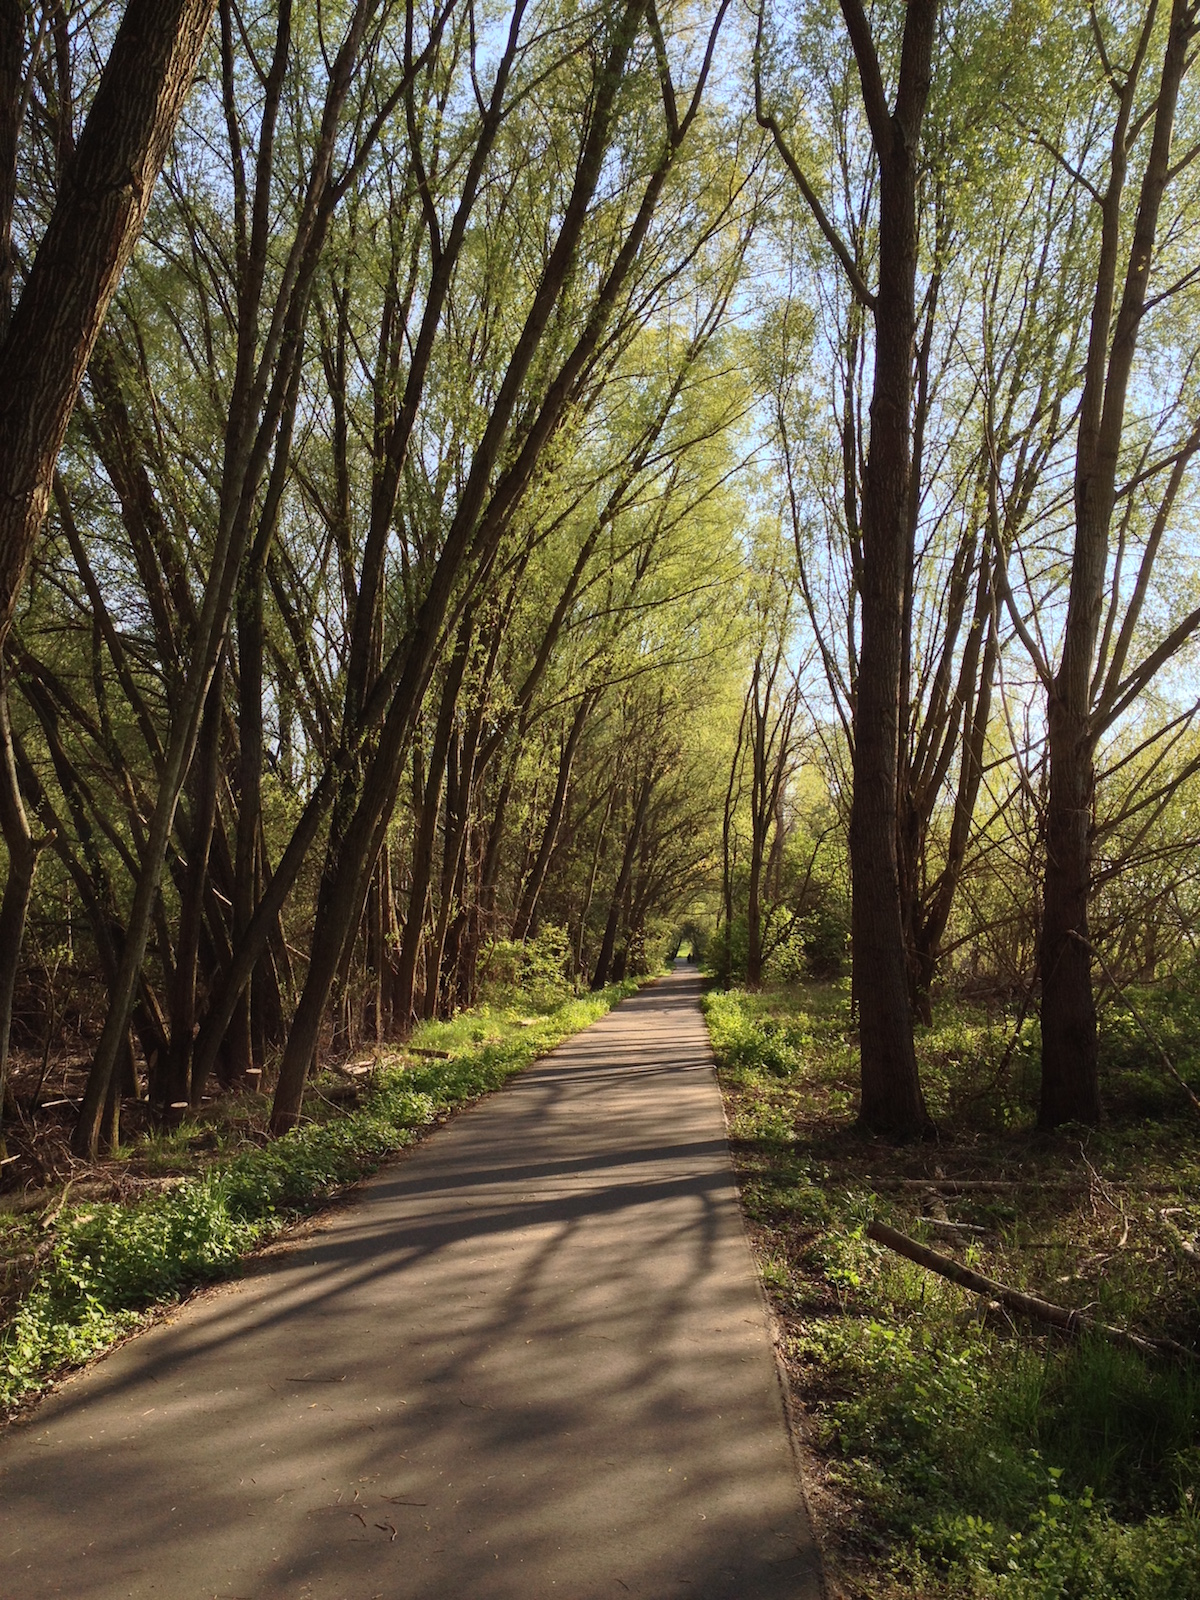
left=0, top=983, right=634, bottom=1411
left=714, top=763, right=851, bottom=988
left=479, top=925, right=576, bottom=1009
left=703, top=980, right=1200, bottom=1600
left=704, top=987, right=812, bottom=1080
left=1098, top=980, right=1200, bottom=1115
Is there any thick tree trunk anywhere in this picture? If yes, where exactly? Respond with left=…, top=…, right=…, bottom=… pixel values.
left=1040, top=694, right=1101, bottom=1124
left=843, top=0, right=936, bottom=1138
left=0, top=0, right=217, bottom=649
left=0, top=0, right=21, bottom=337
left=1039, top=0, right=1191, bottom=1126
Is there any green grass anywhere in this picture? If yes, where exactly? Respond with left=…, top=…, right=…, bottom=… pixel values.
left=0, top=982, right=636, bottom=1413
left=703, top=981, right=1200, bottom=1600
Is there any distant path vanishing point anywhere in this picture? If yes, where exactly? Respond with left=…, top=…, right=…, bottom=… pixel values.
left=0, top=965, right=824, bottom=1600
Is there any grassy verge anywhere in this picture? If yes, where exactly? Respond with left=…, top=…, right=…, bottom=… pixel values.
left=704, top=982, right=1200, bottom=1600
left=0, top=982, right=636, bottom=1415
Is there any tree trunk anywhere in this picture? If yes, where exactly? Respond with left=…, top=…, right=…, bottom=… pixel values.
left=843, top=0, right=937, bottom=1138
left=0, top=0, right=21, bottom=338
left=577, top=781, right=615, bottom=979
left=0, top=0, right=217, bottom=649
left=1039, top=0, right=1191, bottom=1126
left=0, top=672, right=35, bottom=1151
left=512, top=695, right=591, bottom=941
left=592, top=773, right=652, bottom=990
left=1040, top=694, right=1101, bottom=1124
left=719, top=696, right=747, bottom=986
left=394, top=633, right=472, bottom=1031
left=164, top=657, right=224, bottom=1109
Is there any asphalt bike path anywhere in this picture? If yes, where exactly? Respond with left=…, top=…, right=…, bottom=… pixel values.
left=0, top=965, right=823, bottom=1599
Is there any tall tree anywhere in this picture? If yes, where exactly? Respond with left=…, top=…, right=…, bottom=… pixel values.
left=0, top=0, right=217, bottom=1141
left=1026, top=0, right=1200, bottom=1124
left=758, top=0, right=938, bottom=1135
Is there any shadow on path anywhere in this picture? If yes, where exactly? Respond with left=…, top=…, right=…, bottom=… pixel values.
left=0, top=967, right=823, bottom=1600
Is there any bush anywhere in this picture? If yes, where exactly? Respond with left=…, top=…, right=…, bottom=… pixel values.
left=479, top=924, right=575, bottom=1008
left=703, top=980, right=1200, bottom=1600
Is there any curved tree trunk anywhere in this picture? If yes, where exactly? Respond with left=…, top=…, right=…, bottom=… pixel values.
left=0, top=0, right=218, bottom=650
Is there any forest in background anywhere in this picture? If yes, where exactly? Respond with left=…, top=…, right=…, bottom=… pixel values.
left=2, top=0, right=1200, bottom=1153
left=0, top=1, right=1199, bottom=1592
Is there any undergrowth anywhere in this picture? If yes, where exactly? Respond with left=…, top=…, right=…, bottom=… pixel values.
left=0, top=983, right=635, bottom=1414
left=704, top=981, right=1200, bottom=1600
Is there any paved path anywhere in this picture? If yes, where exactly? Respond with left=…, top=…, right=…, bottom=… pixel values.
left=0, top=967, right=822, bottom=1600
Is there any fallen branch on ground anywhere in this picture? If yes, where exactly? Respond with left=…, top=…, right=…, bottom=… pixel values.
left=866, top=1220, right=1198, bottom=1364
left=1160, top=1208, right=1199, bottom=1267
left=916, top=1216, right=988, bottom=1235
left=865, top=1178, right=1182, bottom=1194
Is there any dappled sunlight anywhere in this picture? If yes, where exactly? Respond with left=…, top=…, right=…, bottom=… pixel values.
left=0, top=972, right=820, bottom=1600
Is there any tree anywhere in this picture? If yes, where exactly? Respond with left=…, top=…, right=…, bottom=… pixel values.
left=1001, top=0, right=1200, bottom=1124
left=0, top=0, right=218, bottom=1146
left=757, top=0, right=938, bottom=1136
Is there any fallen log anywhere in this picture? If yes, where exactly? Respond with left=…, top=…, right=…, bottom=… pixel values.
left=866, top=1220, right=1198, bottom=1364
left=331, top=1061, right=374, bottom=1081
left=864, top=1178, right=1184, bottom=1195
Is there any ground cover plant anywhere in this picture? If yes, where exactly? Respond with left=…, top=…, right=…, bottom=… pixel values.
left=704, top=981, right=1200, bottom=1599
left=0, top=980, right=636, bottom=1416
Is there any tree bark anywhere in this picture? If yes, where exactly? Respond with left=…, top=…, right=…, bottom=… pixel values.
left=393, top=630, right=472, bottom=1031
left=0, top=669, right=35, bottom=1150
left=1040, top=0, right=1192, bottom=1126
left=0, top=0, right=22, bottom=339
left=164, top=657, right=224, bottom=1110
left=842, top=0, right=937, bottom=1137
left=512, top=694, right=592, bottom=942
left=0, top=0, right=217, bottom=650
left=592, top=771, right=653, bottom=990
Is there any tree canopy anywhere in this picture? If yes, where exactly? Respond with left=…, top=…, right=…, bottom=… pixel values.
left=2, top=0, right=1200, bottom=1160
